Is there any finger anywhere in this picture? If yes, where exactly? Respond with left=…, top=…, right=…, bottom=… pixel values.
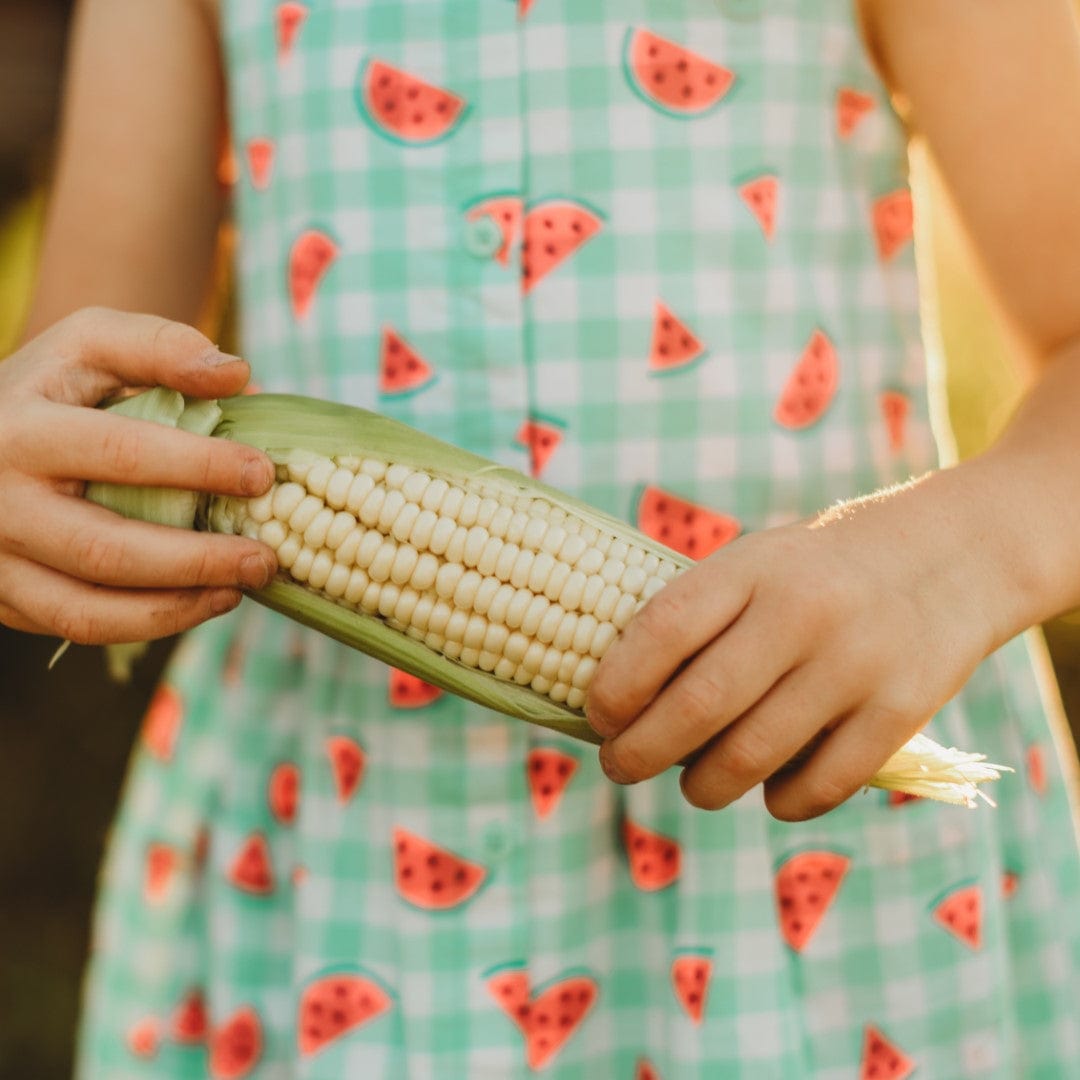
left=42, top=307, right=253, bottom=403
left=0, top=553, right=243, bottom=645
left=763, top=704, right=916, bottom=821
left=5, top=487, right=276, bottom=590
left=0, top=597, right=50, bottom=636
left=587, top=554, right=753, bottom=737
left=678, top=665, right=858, bottom=811
left=18, top=400, right=274, bottom=495
left=597, top=612, right=798, bottom=785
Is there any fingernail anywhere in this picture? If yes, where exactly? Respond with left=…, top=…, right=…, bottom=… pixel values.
left=240, top=553, right=274, bottom=589
left=203, top=346, right=245, bottom=367
left=599, top=743, right=631, bottom=785
left=241, top=457, right=273, bottom=496
left=211, top=589, right=241, bottom=615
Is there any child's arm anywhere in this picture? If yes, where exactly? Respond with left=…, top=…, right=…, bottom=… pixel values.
left=587, top=0, right=1080, bottom=820
left=0, top=0, right=275, bottom=646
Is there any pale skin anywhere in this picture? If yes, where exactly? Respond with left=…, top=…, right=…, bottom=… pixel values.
left=2, top=0, right=1079, bottom=821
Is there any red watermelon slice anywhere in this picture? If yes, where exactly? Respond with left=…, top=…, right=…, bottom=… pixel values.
left=227, top=833, right=274, bottom=896
left=465, top=194, right=523, bottom=266
left=245, top=138, right=275, bottom=191
left=738, top=174, right=779, bottom=240
left=393, top=827, right=487, bottom=909
left=837, top=87, right=875, bottom=138
left=275, top=2, right=308, bottom=64
left=636, top=1058, right=662, bottom=1080
left=486, top=965, right=596, bottom=1068
left=379, top=327, right=436, bottom=397
left=142, top=683, right=182, bottom=762
left=859, top=1025, right=915, bottom=1080
left=526, top=747, right=579, bottom=819
left=879, top=389, right=910, bottom=453
left=171, top=989, right=209, bottom=1044
left=357, top=59, right=467, bottom=146
left=774, top=329, right=839, bottom=430
left=521, top=199, right=603, bottom=294
left=144, top=842, right=179, bottom=905
left=288, top=229, right=338, bottom=321
left=518, top=0, right=536, bottom=17
left=933, top=883, right=982, bottom=950
left=127, top=1017, right=161, bottom=1059
left=635, top=485, right=740, bottom=560
left=326, top=736, right=365, bottom=804
left=623, top=819, right=681, bottom=891
left=389, top=668, right=443, bottom=709
left=1027, top=744, right=1048, bottom=795
left=209, top=1006, right=262, bottom=1080
left=515, top=415, right=565, bottom=477
left=649, top=301, right=705, bottom=374
left=268, top=762, right=300, bottom=825
left=671, top=954, right=711, bottom=1024
left=624, top=29, right=734, bottom=118
left=872, top=190, right=914, bottom=261
left=298, top=970, right=393, bottom=1056
left=774, top=850, right=850, bottom=952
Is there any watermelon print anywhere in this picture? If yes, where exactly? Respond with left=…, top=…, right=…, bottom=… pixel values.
left=879, top=389, right=910, bottom=453
left=209, top=1007, right=262, bottom=1080
left=267, top=762, right=300, bottom=825
left=515, top=415, right=565, bottom=477
left=859, top=1025, right=915, bottom=1080
left=245, top=138, right=274, bottom=191
left=933, top=883, right=983, bottom=950
left=774, top=850, right=850, bottom=952
left=227, top=833, right=274, bottom=896
left=635, top=485, right=740, bottom=559
left=326, top=735, right=365, bottom=804
left=521, top=199, right=603, bottom=294
left=526, top=747, right=579, bottom=819
left=379, top=327, right=436, bottom=397
left=872, top=190, right=915, bottom=261
left=393, top=827, right=487, bottom=910
left=127, top=1017, right=160, bottom=1059
left=1027, top=743, right=1048, bottom=795
left=141, top=683, right=182, bottom=762
left=1002, top=870, right=1021, bottom=899
left=171, top=989, right=209, bottom=1044
left=649, top=301, right=706, bottom=374
left=636, top=1059, right=661, bottom=1080
left=774, top=329, right=839, bottom=430
left=388, top=667, right=443, bottom=709
left=486, top=965, right=598, bottom=1070
left=288, top=229, right=338, bottom=321
left=275, top=2, right=308, bottom=64
left=738, top=174, right=779, bottom=240
left=144, top=842, right=179, bottom=905
left=357, top=59, right=467, bottom=146
left=297, top=970, right=393, bottom=1056
left=465, top=193, right=523, bottom=266
left=623, top=818, right=681, bottom=891
left=836, top=87, right=875, bottom=138
left=624, top=29, right=735, bottom=118
left=518, top=0, right=536, bottom=17
left=671, top=954, right=711, bottom=1024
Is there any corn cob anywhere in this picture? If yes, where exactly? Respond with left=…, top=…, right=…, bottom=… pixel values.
left=86, top=389, right=1009, bottom=807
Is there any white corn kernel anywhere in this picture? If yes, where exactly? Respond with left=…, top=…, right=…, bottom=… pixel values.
left=309, top=550, right=334, bottom=590
left=478, top=650, right=499, bottom=672
left=444, top=525, right=469, bottom=564
left=440, top=485, right=465, bottom=519
left=550, top=681, right=571, bottom=704
left=536, top=603, right=565, bottom=645
left=411, top=552, right=439, bottom=591
left=291, top=546, right=315, bottom=583
left=358, top=580, right=380, bottom=612
left=462, top=525, right=489, bottom=568
left=428, top=516, right=456, bottom=555
left=494, top=657, right=517, bottom=680
left=489, top=504, right=514, bottom=539
left=530, top=674, right=553, bottom=695
left=494, top=542, right=520, bottom=581
left=474, top=576, right=501, bottom=616
left=476, top=497, right=500, bottom=529
left=303, top=507, right=335, bottom=549
left=513, top=664, right=534, bottom=686
left=558, top=570, right=587, bottom=611
left=572, top=655, right=598, bottom=690
left=378, top=489, right=407, bottom=532
left=488, top=583, right=516, bottom=625
left=385, top=462, right=412, bottom=490
left=443, top=640, right=463, bottom=660
left=368, top=539, right=397, bottom=583
left=325, top=467, right=354, bottom=510
left=642, top=553, right=660, bottom=575
left=272, top=482, right=306, bottom=522
left=620, top=565, right=648, bottom=597
left=393, top=587, right=420, bottom=625
left=522, top=640, right=546, bottom=674
left=505, top=631, right=530, bottom=663
left=553, top=611, right=579, bottom=652
left=356, top=529, right=383, bottom=569
left=626, top=546, right=646, bottom=568
left=612, top=593, right=638, bottom=630
left=590, top=621, right=618, bottom=658
left=607, top=540, right=629, bottom=563
left=305, top=457, right=336, bottom=497
left=326, top=511, right=358, bottom=551
left=357, top=485, right=386, bottom=527
left=539, top=648, right=563, bottom=681
left=522, top=517, right=547, bottom=551
left=541, top=525, right=568, bottom=556
left=424, top=631, right=446, bottom=652
left=658, top=560, right=680, bottom=582
left=401, top=470, right=431, bottom=504
left=594, top=584, right=622, bottom=622
left=409, top=508, right=438, bottom=550
left=435, top=562, right=465, bottom=600
left=412, top=593, right=435, bottom=632
left=458, top=491, right=481, bottom=527
left=566, top=687, right=586, bottom=710
left=482, top=623, right=509, bottom=655
left=642, top=576, right=667, bottom=601
left=505, top=588, right=532, bottom=629
left=510, top=549, right=536, bottom=589
left=345, top=472, right=376, bottom=514
left=344, top=567, right=370, bottom=604
left=288, top=493, right=323, bottom=534
left=529, top=499, right=552, bottom=520
left=520, top=594, right=551, bottom=637
left=579, top=524, right=599, bottom=545
left=557, top=651, right=581, bottom=684
left=558, top=532, right=589, bottom=567
left=240, top=519, right=260, bottom=541
left=285, top=455, right=314, bottom=484
left=405, top=625, right=426, bottom=641
left=390, top=544, right=419, bottom=586
left=463, top=613, right=487, bottom=650
left=420, top=477, right=449, bottom=512
left=543, top=560, right=572, bottom=603
left=259, top=518, right=289, bottom=550
left=247, top=489, right=275, bottom=524
left=444, top=610, right=469, bottom=644
left=476, top=536, right=504, bottom=577
left=360, top=458, right=387, bottom=481
left=528, top=552, right=556, bottom=594
left=428, top=600, right=452, bottom=636
left=580, top=575, right=605, bottom=614
left=391, top=502, right=421, bottom=543
left=377, top=582, right=401, bottom=618
left=600, top=558, right=626, bottom=586
left=577, top=548, right=604, bottom=576
left=453, top=570, right=483, bottom=611
left=572, top=614, right=598, bottom=655
left=505, top=511, right=530, bottom=544
left=276, top=532, right=302, bottom=570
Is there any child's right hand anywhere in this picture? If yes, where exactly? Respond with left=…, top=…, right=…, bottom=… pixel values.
left=0, top=307, right=277, bottom=645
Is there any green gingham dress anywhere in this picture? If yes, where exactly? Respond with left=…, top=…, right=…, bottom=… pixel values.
left=78, top=1, right=1080, bottom=1076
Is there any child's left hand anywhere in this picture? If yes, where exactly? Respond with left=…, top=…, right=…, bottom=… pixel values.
left=586, top=464, right=1028, bottom=820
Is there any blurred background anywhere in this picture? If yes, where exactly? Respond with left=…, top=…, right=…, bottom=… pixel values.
left=1, top=2, right=1079, bottom=1078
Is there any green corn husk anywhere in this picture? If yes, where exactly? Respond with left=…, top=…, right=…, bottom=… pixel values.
left=83, top=390, right=1010, bottom=806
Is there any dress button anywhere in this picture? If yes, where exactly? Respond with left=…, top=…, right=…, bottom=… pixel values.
left=464, top=214, right=504, bottom=260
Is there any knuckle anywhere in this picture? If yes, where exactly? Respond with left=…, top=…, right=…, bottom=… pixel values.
left=151, top=316, right=207, bottom=361
left=673, top=671, right=723, bottom=728
left=586, top=666, right=633, bottom=724
left=769, top=775, right=850, bottom=822
left=74, top=533, right=126, bottom=583
left=605, top=738, right=656, bottom=783
left=99, top=423, right=143, bottom=476
left=714, top=728, right=772, bottom=781
left=681, top=780, right=724, bottom=812
left=633, top=589, right=685, bottom=647
left=53, top=603, right=98, bottom=645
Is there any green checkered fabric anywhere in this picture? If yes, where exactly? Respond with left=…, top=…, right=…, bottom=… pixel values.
left=77, top=0, right=1080, bottom=1076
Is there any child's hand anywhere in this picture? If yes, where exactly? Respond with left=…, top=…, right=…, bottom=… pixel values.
left=587, top=469, right=1021, bottom=820
left=0, top=308, right=277, bottom=645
